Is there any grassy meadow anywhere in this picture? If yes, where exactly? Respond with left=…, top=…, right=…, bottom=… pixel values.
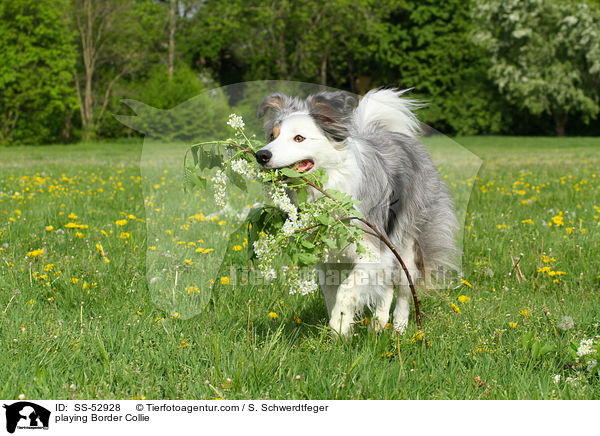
left=1, top=136, right=599, bottom=400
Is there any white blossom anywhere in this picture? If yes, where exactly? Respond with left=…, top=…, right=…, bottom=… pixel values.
left=288, top=275, right=319, bottom=296
left=253, top=233, right=278, bottom=281
left=231, top=158, right=255, bottom=177
left=281, top=211, right=313, bottom=237
left=552, top=374, right=561, bottom=384
left=586, top=359, right=597, bottom=373
left=270, top=185, right=297, bottom=221
left=211, top=169, right=228, bottom=207
left=577, top=338, right=594, bottom=358
left=227, top=114, right=245, bottom=130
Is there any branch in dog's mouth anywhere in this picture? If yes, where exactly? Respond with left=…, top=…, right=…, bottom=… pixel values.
left=289, top=159, right=314, bottom=173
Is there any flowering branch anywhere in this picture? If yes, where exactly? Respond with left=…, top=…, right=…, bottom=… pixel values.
left=184, top=114, right=422, bottom=329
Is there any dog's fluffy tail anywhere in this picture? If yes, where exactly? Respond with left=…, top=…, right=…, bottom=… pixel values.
left=352, top=88, right=423, bottom=138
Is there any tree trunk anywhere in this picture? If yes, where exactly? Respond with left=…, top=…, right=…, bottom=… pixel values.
left=556, top=120, right=566, bottom=137
left=551, top=104, right=568, bottom=137
left=320, top=54, right=327, bottom=86
left=168, top=0, right=176, bottom=80
left=62, top=108, right=72, bottom=142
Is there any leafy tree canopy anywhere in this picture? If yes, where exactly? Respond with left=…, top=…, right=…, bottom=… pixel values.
left=473, top=0, right=600, bottom=135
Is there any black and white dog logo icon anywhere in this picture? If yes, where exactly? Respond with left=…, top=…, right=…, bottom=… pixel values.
left=3, top=402, right=50, bottom=433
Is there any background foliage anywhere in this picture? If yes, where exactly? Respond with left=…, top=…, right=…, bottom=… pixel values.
left=0, top=0, right=599, bottom=144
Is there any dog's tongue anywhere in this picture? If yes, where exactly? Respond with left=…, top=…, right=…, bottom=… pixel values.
left=296, top=160, right=314, bottom=172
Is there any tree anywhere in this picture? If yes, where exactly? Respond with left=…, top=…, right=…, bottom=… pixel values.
left=0, top=0, right=77, bottom=144
left=181, top=0, right=373, bottom=90
left=365, top=0, right=504, bottom=134
left=473, top=0, right=600, bottom=136
left=71, top=0, right=158, bottom=140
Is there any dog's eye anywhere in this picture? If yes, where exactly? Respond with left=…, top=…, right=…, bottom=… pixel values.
left=294, top=135, right=305, bottom=142
left=269, top=133, right=275, bottom=141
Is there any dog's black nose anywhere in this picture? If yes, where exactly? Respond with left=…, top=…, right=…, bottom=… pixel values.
left=256, top=149, right=272, bottom=165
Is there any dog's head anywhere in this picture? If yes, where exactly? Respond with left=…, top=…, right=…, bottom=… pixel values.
left=255, top=91, right=357, bottom=173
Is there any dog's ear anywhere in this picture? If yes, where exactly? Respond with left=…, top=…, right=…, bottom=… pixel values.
left=258, top=93, right=288, bottom=119
left=307, top=91, right=357, bottom=141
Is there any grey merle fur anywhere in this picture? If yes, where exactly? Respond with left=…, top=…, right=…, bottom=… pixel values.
left=258, top=90, right=458, bottom=278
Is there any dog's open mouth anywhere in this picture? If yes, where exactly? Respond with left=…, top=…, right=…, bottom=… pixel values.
left=289, top=159, right=314, bottom=173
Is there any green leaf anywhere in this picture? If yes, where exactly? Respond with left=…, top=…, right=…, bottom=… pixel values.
left=192, top=173, right=207, bottom=190
left=297, top=187, right=307, bottom=204
left=247, top=207, right=266, bottom=224
left=227, top=168, right=247, bottom=191
left=520, top=331, right=534, bottom=349
left=300, top=239, right=315, bottom=249
left=297, top=252, right=317, bottom=266
left=280, top=167, right=303, bottom=178
left=191, top=145, right=200, bottom=166
left=322, top=237, right=336, bottom=249
left=317, top=215, right=333, bottom=226
left=531, top=340, right=541, bottom=359
left=540, top=343, right=556, bottom=356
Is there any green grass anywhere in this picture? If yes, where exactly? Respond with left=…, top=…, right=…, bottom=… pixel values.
left=1, top=136, right=599, bottom=399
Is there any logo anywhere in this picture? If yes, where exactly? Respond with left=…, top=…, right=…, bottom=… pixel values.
left=2, top=402, right=50, bottom=433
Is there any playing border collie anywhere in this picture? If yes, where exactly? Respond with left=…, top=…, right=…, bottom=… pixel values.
left=256, top=89, right=458, bottom=336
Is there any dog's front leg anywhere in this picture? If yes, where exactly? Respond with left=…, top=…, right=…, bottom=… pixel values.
left=392, top=246, right=418, bottom=333
left=328, top=266, right=365, bottom=336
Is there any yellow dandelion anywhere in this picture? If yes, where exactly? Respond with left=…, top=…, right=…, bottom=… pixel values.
left=551, top=214, right=564, bottom=226
left=548, top=270, right=566, bottom=277
left=26, top=248, right=44, bottom=258
left=68, top=212, right=78, bottom=220
left=45, top=225, right=54, bottom=232
left=178, top=339, right=190, bottom=349
left=293, top=315, right=302, bottom=324
left=64, top=223, right=88, bottom=229
left=220, top=277, right=230, bottom=285
left=187, top=286, right=200, bottom=294
left=411, top=331, right=424, bottom=343
left=519, top=309, right=529, bottom=318
left=268, top=312, right=278, bottom=319
left=43, top=264, right=54, bottom=272
left=451, top=303, right=461, bottom=313
left=115, top=219, right=128, bottom=226
left=509, top=322, right=518, bottom=328
left=458, top=295, right=471, bottom=303
left=233, top=245, right=242, bottom=251
left=542, top=255, right=556, bottom=263
left=184, top=259, right=193, bottom=266
left=461, top=278, right=472, bottom=288
left=119, top=232, right=130, bottom=239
